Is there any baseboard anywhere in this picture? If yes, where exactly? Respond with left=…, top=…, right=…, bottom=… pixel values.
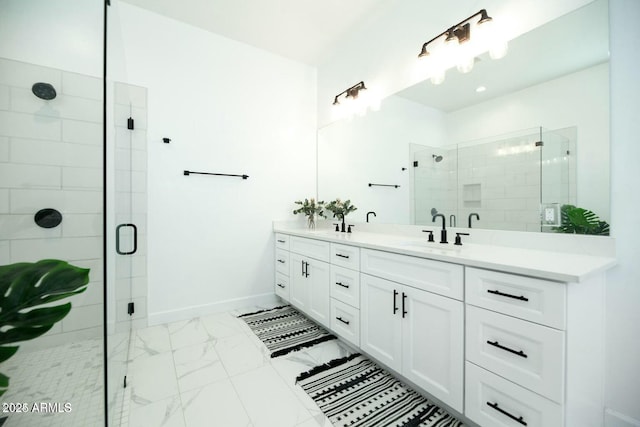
left=606, top=409, right=640, bottom=427
left=147, top=292, right=279, bottom=326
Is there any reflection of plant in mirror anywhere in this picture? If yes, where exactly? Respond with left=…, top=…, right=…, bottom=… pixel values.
left=0, top=260, right=90, bottom=397
left=325, top=198, right=357, bottom=220
left=554, top=204, right=610, bottom=235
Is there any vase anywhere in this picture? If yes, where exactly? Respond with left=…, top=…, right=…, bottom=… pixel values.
left=307, top=214, right=316, bottom=229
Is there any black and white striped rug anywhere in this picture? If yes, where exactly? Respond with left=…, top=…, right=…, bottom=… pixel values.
left=296, top=354, right=464, bottom=427
left=238, top=305, right=337, bottom=358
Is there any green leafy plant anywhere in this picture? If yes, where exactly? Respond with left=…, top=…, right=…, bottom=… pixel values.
left=325, top=198, right=357, bottom=220
left=0, top=260, right=90, bottom=397
left=554, top=204, right=610, bottom=236
left=292, top=198, right=326, bottom=218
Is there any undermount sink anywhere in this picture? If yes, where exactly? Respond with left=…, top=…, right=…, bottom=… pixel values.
left=393, top=240, right=461, bottom=252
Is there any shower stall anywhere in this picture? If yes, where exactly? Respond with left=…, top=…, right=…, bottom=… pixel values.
left=0, top=1, right=145, bottom=425
left=412, top=127, right=575, bottom=231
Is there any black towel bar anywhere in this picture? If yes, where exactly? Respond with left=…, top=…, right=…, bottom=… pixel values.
left=184, top=170, right=249, bottom=179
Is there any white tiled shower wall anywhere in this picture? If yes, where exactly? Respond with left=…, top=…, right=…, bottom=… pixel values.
left=0, top=57, right=104, bottom=350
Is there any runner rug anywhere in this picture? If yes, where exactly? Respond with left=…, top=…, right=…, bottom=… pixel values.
left=296, top=353, right=465, bottom=427
left=238, top=305, right=337, bottom=358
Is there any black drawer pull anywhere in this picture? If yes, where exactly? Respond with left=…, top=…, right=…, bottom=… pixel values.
left=487, top=289, right=529, bottom=302
left=402, top=292, right=407, bottom=318
left=277, top=239, right=286, bottom=243
left=335, top=253, right=350, bottom=259
left=277, top=259, right=285, bottom=264
left=487, top=340, right=528, bottom=358
left=486, top=402, right=527, bottom=426
left=277, top=284, right=285, bottom=289
left=336, top=316, right=350, bottom=325
left=336, top=281, right=350, bottom=289
left=393, top=290, right=399, bottom=314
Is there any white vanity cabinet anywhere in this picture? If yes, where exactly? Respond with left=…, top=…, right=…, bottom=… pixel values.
left=360, top=249, right=464, bottom=413
left=288, top=237, right=331, bottom=328
left=274, top=233, right=290, bottom=301
left=329, top=243, right=361, bottom=346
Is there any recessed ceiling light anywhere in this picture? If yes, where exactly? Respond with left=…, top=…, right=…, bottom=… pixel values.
left=476, top=86, right=487, bottom=93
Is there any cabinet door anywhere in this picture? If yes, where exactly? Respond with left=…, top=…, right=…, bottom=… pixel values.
left=360, top=274, right=402, bottom=371
left=289, top=253, right=308, bottom=311
left=402, top=287, right=463, bottom=412
left=307, top=259, right=331, bottom=328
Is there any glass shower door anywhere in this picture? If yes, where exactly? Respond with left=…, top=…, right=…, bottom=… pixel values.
left=0, top=1, right=106, bottom=425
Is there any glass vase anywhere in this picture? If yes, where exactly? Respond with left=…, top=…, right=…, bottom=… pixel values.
left=307, top=214, right=316, bottom=229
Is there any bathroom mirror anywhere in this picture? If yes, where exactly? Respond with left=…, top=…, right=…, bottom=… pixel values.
left=317, top=0, right=610, bottom=233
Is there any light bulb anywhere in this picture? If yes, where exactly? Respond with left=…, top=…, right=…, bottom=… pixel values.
left=489, top=40, right=508, bottom=59
left=456, top=55, right=474, bottom=73
left=430, top=68, right=446, bottom=85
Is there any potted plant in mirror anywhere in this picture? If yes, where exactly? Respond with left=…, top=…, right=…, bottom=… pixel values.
left=553, top=204, right=610, bottom=235
left=0, top=260, right=90, bottom=399
left=293, top=198, right=326, bottom=229
left=325, top=198, right=357, bottom=232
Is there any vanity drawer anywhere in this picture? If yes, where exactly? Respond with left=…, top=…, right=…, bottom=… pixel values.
left=290, top=236, right=330, bottom=262
left=330, top=299, right=360, bottom=347
left=466, top=267, right=566, bottom=330
left=330, top=265, right=360, bottom=308
left=275, top=272, right=289, bottom=301
left=331, top=243, right=360, bottom=270
left=361, top=249, right=463, bottom=300
left=275, top=233, right=290, bottom=250
left=275, top=249, right=289, bottom=276
left=465, top=362, right=563, bottom=427
left=466, top=305, right=565, bottom=403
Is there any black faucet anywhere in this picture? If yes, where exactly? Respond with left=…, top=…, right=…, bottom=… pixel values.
left=468, top=213, right=480, bottom=228
left=432, top=213, right=448, bottom=244
left=366, top=211, right=377, bottom=223
left=449, top=214, right=456, bottom=227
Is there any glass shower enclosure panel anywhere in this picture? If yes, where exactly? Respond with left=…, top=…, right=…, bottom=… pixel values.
left=411, top=144, right=457, bottom=226
left=540, top=128, right=574, bottom=232
left=0, top=0, right=107, bottom=425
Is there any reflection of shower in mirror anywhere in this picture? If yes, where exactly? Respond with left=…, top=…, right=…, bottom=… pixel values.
left=432, top=154, right=443, bottom=162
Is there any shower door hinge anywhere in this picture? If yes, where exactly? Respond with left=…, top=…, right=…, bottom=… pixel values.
left=128, top=302, right=135, bottom=315
left=413, top=161, right=419, bottom=167
left=123, top=375, right=127, bottom=388
left=127, top=117, right=134, bottom=130
left=535, top=141, right=544, bottom=147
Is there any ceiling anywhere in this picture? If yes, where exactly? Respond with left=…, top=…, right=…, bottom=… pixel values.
left=120, top=0, right=394, bottom=66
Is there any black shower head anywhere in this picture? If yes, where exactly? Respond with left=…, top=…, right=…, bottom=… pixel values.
left=432, top=154, right=443, bottom=162
left=32, top=82, right=57, bottom=100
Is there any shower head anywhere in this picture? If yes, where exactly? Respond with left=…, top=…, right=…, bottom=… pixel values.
left=432, top=154, right=443, bottom=162
left=32, top=82, right=57, bottom=100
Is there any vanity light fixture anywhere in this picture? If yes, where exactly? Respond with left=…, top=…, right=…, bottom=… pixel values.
left=417, top=9, right=507, bottom=85
left=332, top=81, right=379, bottom=120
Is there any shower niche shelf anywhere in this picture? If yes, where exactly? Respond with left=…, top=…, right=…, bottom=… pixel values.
left=463, top=183, right=481, bottom=208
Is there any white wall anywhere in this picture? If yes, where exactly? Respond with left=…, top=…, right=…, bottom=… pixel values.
left=606, top=0, right=640, bottom=425
left=108, top=2, right=317, bottom=323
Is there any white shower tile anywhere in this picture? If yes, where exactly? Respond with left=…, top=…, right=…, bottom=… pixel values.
left=130, top=352, right=179, bottom=404
left=231, top=365, right=312, bottom=427
left=10, top=86, right=102, bottom=123
left=0, top=85, right=8, bottom=110
left=67, top=279, right=104, bottom=307
left=116, top=296, right=147, bottom=323
left=10, top=137, right=102, bottom=168
left=62, top=213, right=102, bottom=237
left=62, top=119, right=102, bottom=144
left=129, top=394, right=185, bottom=427
left=181, top=380, right=251, bottom=427
left=62, top=72, right=102, bottom=100
left=10, top=189, right=102, bottom=214
left=115, top=127, right=147, bottom=151
left=114, top=104, right=147, bottom=130
left=168, top=318, right=212, bottom=350
left=114, top=82, right=147, bottom=108
left=173, top=341, right=228, bottom=393
left=10, top=236, right=102, bottom=262
left=61, top=303, right=103, bottom=332
left=0, top=110, right=61, bottom=140
left=0, top=162, right=60, bottom=189
left=0, top=214, right=62, bottom=239
left=63, top=166, right=102, bottom=190
left=0, top=58, right=62, bottom=89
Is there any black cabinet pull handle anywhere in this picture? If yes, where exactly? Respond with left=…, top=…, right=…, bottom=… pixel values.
left=393, top=290, right=399, bottom=314
left=277, top=259, right=285, bottom=264
left=335, top=253, right=350, bottom=259
left=277, top=239, right=286, bottom=243
left=336, top=282, right=350, bottom=289
left=402, top=292, right=407, bottom=318
left=336, top=316, right=350, bottom=325
left=487, top=289, right=529, bottom=302
left=486, top=402, right=527, bottom=426
left=304, top=261, right=309, bottom=277
left=487, top=340, right=528, bottom=358
left=277, top=284, right=285, bottom=289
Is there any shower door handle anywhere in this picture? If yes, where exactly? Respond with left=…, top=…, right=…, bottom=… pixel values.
left=116, top=223, right=137, bottom=255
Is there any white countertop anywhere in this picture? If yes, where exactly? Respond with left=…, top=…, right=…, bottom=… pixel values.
left=273, top=226, right=617, bottom=283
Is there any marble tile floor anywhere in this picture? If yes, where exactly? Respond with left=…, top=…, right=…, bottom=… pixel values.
left=122, top=305, right=355, bottom=427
